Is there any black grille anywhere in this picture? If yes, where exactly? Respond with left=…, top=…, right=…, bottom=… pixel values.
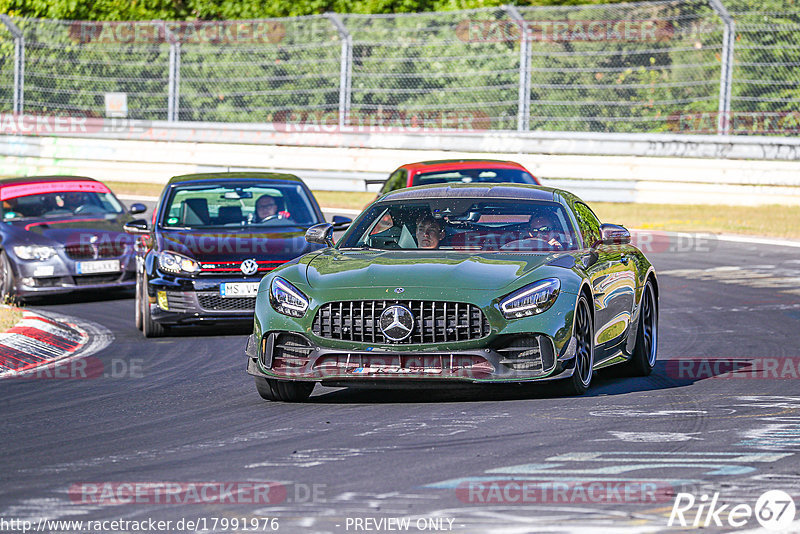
left=197, top=292, right=256, bottom=312
left=269, top=333, right=314, bottom=369
left=65, top=242, right=127, bottom=260
left=497, top=336, right=555, bottom=374
left=72, top=273, right=123, bottom=286
left=312, top=300, right=490, bottom=344
left=165, top=291, right=193, bottom=313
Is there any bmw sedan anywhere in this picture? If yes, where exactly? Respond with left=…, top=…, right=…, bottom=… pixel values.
left=125, top=172, right=350, bottom=337
left=0, top=175, right=145, bottom=301
left=246, top=183, right=658, bottom=401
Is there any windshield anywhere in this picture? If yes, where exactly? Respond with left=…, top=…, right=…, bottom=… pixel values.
left=412, top=168, right=536, bottom=187
left=161, top=182, right=320, bottom=229
left=2, top=191, right=123, bottom=220
left=340, top=199, right=577, bottom=252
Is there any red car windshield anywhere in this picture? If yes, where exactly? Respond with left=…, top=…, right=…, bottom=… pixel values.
left=413, top=168, right=536, bottom=187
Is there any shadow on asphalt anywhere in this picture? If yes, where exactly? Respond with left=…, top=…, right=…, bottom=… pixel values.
left=307, top=361, right=703, bottom=404
left=24, top=288, right=135, bottom=307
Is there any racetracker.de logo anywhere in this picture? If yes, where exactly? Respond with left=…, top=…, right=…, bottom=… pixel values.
left=666, top=357, right=800, bottom=380
left=455, top=19, right=674, bottom=43
left=4, top=358, right=144, bottom=380
left=0, top=113, right=148, bottom=135
left=272, top=110, right=492, bottom=134
left=69, top=482, right=287, bottom=505
left=667, top=111, right=800, bottom=135
left=69, top=20, right=286, bottom=45
left=456, top=480, right=675, bottom=504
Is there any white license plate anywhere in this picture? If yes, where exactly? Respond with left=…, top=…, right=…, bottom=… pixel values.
left=76, top=259, right=120, bottom=274
left=220, top=282, right=260, bottom=297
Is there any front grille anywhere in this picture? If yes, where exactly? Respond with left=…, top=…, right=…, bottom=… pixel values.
left=65, top=242, right=127, bottom=260
left=165, top=291, right=193, bottom=313
left=270, top=333, right=314, bottom=370
left=497, top=335, right=555, bottom=374
left=199, top=260, right=286, bottom=276
left=197, top=292, right=256, bottom=312
left=312, top=300, right=490, bottom=344
left=72, top=273, right=122, bottom=286
left=313, top=353, right=493, bottom=377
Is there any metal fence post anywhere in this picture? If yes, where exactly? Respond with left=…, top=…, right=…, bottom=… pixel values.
left=707, top=0, right=735, bottom=135
left=325, top=13, right=352, bottom=129
left=503, top=6, right=531, bottom=132
left=165, top=23, right=181, bottom=122
left=1, top=15, right=24, bottom=113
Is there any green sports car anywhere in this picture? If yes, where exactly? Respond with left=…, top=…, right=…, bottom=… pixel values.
left=246, top=184, right=658, bottom=401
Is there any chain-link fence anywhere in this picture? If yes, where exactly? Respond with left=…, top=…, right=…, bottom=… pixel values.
left=0, top=1, right=797, bottom=135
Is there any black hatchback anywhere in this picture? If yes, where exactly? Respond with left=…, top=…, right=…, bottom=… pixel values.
left=124, top=172, right=349, bottom=337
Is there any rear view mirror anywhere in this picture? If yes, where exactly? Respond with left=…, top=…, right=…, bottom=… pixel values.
left=305, top=223, right=334, bottom=247
left=129, top=203, right=147, bottom=215
left=331, top=215, right=352, bottom=229
left=123, top=219, right=150, bottom=235
left=599, top=223, right=631, bottom=246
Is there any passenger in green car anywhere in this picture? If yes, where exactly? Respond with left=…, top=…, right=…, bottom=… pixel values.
left=527, top=213, right=564, bottom=249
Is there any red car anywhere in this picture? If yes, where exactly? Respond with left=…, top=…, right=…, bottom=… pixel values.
left=375, top=159, right=540, bottom=195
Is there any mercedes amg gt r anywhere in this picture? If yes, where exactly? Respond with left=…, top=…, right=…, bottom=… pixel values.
left=246, top=184, right=658, bottom=401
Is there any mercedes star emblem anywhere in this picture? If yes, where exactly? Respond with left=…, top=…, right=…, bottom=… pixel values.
left=379, top=305, right=414, bottom=342
left=240, top=258, right=259, bottom=276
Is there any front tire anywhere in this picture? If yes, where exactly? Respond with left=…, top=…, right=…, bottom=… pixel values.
left=141, top=276, right=167, bottom=338
left=254, top=376, right=314, bottom=402
left=625, top=280, right=658, bottom=376
left=0, top=251, right=18, bottom=304
left=134, top=273, right=143, bottom=331
left=562, top=293, right=594, bottom=395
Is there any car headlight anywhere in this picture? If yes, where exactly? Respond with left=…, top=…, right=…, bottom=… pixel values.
left=269, top=277, right=309, bottom=318
left=500, top=278, right=560, bottom=319
left=157, top=251, right=200, bottom=274
left=13, top=245, right=57, bottom=261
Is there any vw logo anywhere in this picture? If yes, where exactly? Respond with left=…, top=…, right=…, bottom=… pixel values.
left=379, top=305, right=414, bottom=342
left=240, top=259, right=259, bottom=276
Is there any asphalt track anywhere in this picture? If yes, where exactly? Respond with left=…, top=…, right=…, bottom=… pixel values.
left=2, top=223, right=800, bottom=534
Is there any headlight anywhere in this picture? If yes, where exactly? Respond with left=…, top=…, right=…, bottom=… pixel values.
left=500, top=278, right=560, bottom=319
left=13, top=245, right=56, bottom=261
left=157, top=251, right=200, bottom=274
left=269, top=277, right=309, bottom=318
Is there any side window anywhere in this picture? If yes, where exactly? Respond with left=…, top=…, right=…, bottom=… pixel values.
left=573, top=202, right=601, bottom=248
left=381, top=169, right=407, bottom=194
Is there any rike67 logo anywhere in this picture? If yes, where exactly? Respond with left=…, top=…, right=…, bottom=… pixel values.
left=669, top=490, right=796, bottom=530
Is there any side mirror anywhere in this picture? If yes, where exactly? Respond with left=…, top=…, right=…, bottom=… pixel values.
left=305, top=223, right=334, bottom=247
left=124, top=219, right=150, bottom=235
left=598, top=223, right=631, bottom=246
left=129, top=203, right=147, bottom=215
left=331, top=215, right=352, bottom=229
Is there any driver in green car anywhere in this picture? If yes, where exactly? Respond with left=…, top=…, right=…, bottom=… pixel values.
left=415, top=215, right=445, bottom=249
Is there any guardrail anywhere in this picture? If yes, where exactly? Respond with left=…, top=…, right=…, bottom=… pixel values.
left=1, top=117, right=800, bottom=205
